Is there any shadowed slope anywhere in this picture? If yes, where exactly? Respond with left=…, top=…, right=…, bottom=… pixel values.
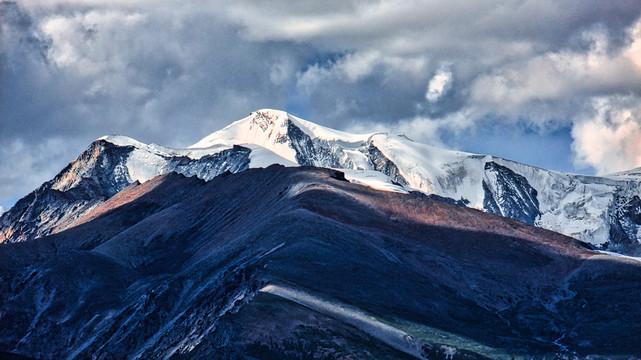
left=1, top=166, right=640, bottom=359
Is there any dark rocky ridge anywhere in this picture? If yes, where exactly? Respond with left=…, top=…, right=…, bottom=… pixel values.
left=286, top=119, right=343, bottom=168
left=608, top=194, right=641, bottom=252
left=0, top=140, right=135, bottom=244
left=0, top=140, right=251, bottom=244
left=367, top=143, right=410, bottom=187
left=482, top=161, right=541, bottom=225
left=1, top=166, right=640, bottom=359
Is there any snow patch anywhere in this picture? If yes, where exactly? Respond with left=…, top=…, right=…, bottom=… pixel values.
left=259, top=242, right=286, bottom=258
left=342, top=169, right=408, bottom=194
left=440, top=345, right=457, bottom=359
left=595, top=250, right=641, bottom=264
left=288, top=112, right=375, bottom=143
left=245, top=144, right=297, bottom=168
left=125, top=148, right=169, bottom=184
left=98, top=135, right=146, bottom=148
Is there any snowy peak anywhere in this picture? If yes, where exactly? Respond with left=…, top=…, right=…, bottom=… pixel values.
left=189, top=109, right=379, bottom=168
left=189, top=109, right=415, bottom=192
left=190, top=109, right=298, bottom=163
left=98, top=134, right=147, bottom=148
left=191, top=109, right=375, bottom=150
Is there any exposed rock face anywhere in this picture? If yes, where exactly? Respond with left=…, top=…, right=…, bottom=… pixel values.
left=608, top=194, right=641, bottom=249
left=0, top=140, right=133, bottom=243
left=367, top=143, right=409, bottom=186
left=165, top=145, right=251, bottom=181
left=1, top=166, right=640, bottom=359
left=285, top=117, right=409, bottom=186
left=482, top=161, right=541, bottom=225
left=286, top=119, right=343, bottom=168
left=0, top=141, right=251, bottom=243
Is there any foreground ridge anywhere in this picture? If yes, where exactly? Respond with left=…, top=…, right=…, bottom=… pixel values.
left=1, top=166, right=640, bottom=359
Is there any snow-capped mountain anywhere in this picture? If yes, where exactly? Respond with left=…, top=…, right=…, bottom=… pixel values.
left=2, top=109, right=641, bottom=253
left=3, top=120, right=641, bottom=359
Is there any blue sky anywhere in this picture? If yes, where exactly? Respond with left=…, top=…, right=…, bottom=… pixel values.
left=462, top=123, right=577, bottom=173
left=2, top=0, right=641, bottom=211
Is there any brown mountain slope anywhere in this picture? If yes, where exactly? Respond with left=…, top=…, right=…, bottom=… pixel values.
left=1, top=165, right=640, bottom=359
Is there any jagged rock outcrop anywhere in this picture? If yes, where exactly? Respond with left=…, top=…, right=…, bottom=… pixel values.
left=0, top=140, right=251, bottom=243
left=482, top=161, right=541, bottom=225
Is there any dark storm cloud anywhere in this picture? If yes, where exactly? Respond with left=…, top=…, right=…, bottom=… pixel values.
left=2, top=0, right=641, bottom=210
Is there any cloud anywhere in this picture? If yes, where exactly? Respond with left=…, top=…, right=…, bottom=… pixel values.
left=625, top=19, right=641, bottom=70
left=2, top=0, right=641, bottom=208
left=426, top=64, right=453, bottom=103
left=0, top=1, right=309, bottom=207
left=227, top=0, right=640, bottom=54
left=469, top=25, right=641, bottom=117
left=572, top=96, right=641, bottom=174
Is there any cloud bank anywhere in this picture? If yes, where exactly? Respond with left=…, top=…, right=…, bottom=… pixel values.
left=2, top=0, right=641, bottom=207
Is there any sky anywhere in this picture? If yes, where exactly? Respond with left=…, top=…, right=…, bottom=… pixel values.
left=2, top=0, right=641, bottom=212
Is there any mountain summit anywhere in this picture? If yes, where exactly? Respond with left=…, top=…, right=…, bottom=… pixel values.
left=2, top=109, right=641, bottom=252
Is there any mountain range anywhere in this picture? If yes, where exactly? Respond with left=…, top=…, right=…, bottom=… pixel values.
left=1, top=109, right=641, bottom=359
left=2, top=109, right=640, bottom=253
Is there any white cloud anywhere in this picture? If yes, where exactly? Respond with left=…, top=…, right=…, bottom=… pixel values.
left=295, top=50, right=428, bottom=93
left=339, top=51, right=380, bottom=82
left=625, top=19, right=641, bottom=71
left=470, top=25, right=641, bottom=116
left=425, top=65, right=452, bottom=102
left=296, top=64, right=331, bottom=95
left=269, top=56, right=295, bottom=85
left=572, top=96, right=641, bottom=174
left=295, top=51, right=384, bottom=87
